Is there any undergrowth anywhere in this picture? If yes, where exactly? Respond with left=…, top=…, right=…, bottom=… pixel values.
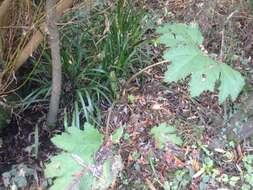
left=44, top=21, right=250, bottom=190
left=17, top=0, right=149, bottom=125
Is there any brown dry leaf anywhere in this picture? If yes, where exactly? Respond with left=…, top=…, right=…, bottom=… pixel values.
left=102, top=14, right=110, bottom=35
left=145, top=178, right=156, bottom=190
left=138, top=156, right=148, bottom=165
left=127, top=154, right=133, bottom=165
left=165, top=151, right=184, bottom=168
left=191, top=159, right=200, bottom=172
left=173, top=155, right=185, bottom=168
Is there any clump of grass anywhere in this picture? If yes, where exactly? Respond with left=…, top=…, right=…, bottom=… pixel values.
left=18, top=0, right=149, bottom=125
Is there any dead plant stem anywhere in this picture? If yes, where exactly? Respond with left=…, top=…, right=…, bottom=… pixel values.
left=127, top=60, right=169, bottom=84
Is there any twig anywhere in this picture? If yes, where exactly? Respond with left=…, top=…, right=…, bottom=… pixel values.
left=105, top=102, right=116, bottom=141
left=219, top=10, right=238, bottom=61
left=219, top=30, right=225, bottom=61
left=127, top=60, right=169, bottom=85
left=145, top=179, right=157, bottom=190
left=71, top=154, right=104, bottom=180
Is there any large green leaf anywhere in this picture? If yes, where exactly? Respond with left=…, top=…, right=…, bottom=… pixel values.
left=45, top=123, right=123, bottom=190
left=157, top=23, right=203, bottom=47
left=218, top=63, right=245, bottom=103
left=158, top=23, right=244, bottom=103
left=163, top=46, right=217, bottom=83
left=45, top=123, right=103, bottom=190
left=150, top=123, right=183, bottom=148
left=44, top=153, right=83, bottom=190
left=51, top=123, right=103, bottom=163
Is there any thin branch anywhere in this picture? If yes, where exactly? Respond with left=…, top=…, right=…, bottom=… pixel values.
left=105, top=102, right=116, bottom=141
left=219, top=10, right=238, bottom=61
left=127, top=60, right=169, bottom=85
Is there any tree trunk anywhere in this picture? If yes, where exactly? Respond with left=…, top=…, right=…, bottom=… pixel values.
left=46, top=0, right=62, bottom=125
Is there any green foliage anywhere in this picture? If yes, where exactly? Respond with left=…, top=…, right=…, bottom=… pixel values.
left=157, top=23, right=245, bottom=103
left=45, top=154, right=84, bottom=190
left=81, top=155, right=123, bottom=190
left=50, top=123, right=103, bottom=164
left=158, top=23, right=203, bottom=47
left=250, top=0, right=253, bottom=7
left=45, top=123, right=123, bottom=190
left=127, top=94, right=136, bottom=104
left=20, top=0, right=148, bottom=125
left=150, top=123, right=183, bottom=148
left=112, top=125, right=124, bottom=144
left=45, top=124, right=103, bottom=190
left=242, top=155, right=253, bottom=187
left=60, top=0, right=147, bottom=100
left=218, top=174, right=240, bottom=187
left=163, top=169, right=191, bottom=190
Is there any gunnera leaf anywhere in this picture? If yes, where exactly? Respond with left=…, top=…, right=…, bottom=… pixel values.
left=51, top=123, right=103, bottom=164
left=158, top=23, right=244, bottom=103
left=45, top=123, right=103, bottom=190
left=157, top=23, right=203, bottom=47
left=45, top=153, right=83, bottom=190
left=218, top=63, right=245, bottom=103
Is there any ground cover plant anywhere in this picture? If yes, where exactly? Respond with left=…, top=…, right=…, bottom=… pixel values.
left=14, top=0, right=149, bottom=126
left=1, top=0, right=253, bottom=189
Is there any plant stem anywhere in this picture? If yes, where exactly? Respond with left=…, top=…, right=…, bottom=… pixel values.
left=127, top=60, right=169, bottom=85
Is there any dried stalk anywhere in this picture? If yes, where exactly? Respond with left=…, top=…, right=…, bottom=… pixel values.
left=0, top=0, right=11, bottom=27
left=13, top=0, right=74, bottom=71
left=0, top=0, right=11, bottom=59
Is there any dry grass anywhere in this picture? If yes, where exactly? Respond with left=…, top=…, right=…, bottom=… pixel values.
left=0, top=0, right=44, bottom=97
